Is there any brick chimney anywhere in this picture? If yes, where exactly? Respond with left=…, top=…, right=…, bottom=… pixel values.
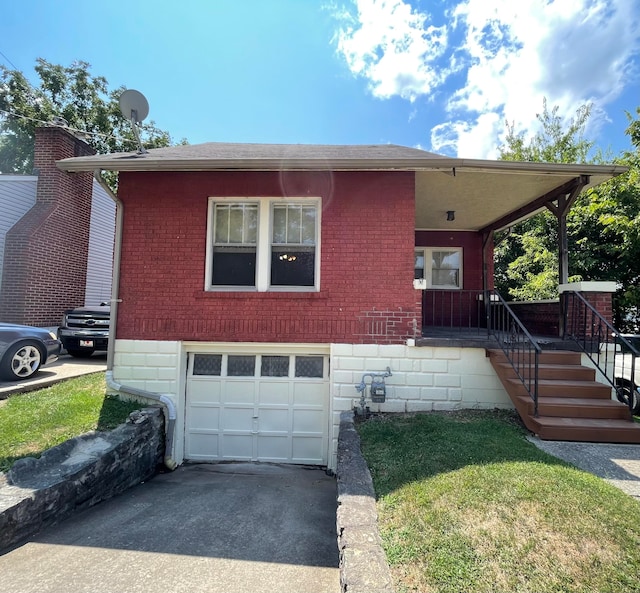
left=0, top=126, right=96, bottom=326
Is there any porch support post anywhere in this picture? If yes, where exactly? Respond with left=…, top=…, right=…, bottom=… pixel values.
left=545, top=175, right=589, bottom=285
left=482, top=230, right=493, bottom=330
left=546, top=175, right=589, bottom=335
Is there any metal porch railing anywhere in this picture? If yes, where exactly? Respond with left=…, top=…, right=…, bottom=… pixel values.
left=563, top=290, right=640, bottom=416
left=488, top=291, right=541, bottom=416
left=421, top=289, right=542, bottom=414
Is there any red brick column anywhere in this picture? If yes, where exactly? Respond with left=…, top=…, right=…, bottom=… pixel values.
left=0, top=126, right=96, bottom=326
left=559, top=282, right=616, bottom=338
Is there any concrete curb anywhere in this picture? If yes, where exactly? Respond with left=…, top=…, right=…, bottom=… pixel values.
left=336, top=410, right=394, bottom=593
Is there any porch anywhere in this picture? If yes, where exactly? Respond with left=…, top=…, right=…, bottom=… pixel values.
left=417, top=288, right=640, bottom=444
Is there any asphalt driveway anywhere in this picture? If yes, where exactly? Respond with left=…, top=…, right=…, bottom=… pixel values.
left=1, top=463, right=340, bottom=593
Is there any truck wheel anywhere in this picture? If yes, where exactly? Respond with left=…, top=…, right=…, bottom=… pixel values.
left=0, top=341, right=43, bottom=381
left=616, top=382, right=640, bottom=415
left=67, top=348, right=95, bottom=359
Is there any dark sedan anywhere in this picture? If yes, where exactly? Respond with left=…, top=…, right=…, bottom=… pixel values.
left=0, top=323, right=61, bottom=381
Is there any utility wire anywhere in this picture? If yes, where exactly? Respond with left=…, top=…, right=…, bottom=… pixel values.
left=0, top=108, right=117, bottom=140
left=0, top=49, right=19, bottom=72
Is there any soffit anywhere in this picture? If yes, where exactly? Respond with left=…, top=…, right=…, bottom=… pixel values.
left=415, top=169, right=614, bottom=231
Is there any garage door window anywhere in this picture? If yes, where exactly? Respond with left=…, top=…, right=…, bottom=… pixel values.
left=193, top=354, right=222, bottom=376
left=261, top=355, right=289, bottom=377
left=295, top=356, right=324, bottom=378
left=189, top=353, right=326, bottom=379
left=228, top=355, right=256, bottom=376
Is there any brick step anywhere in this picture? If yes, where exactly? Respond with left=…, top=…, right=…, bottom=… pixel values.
left=531, top=416, right=640, bottom=443
left=515, top=395, right=631, bottom=420
left=505, top=378, right=612, bottom=399
left=494, top=361, right=595, bottom=382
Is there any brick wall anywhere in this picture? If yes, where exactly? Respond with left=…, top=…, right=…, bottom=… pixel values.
left=0, top=127, right=95, bottom=326
left=508, top=301, right=561, bottom=337
left=117, top=170, right=419, bottom=344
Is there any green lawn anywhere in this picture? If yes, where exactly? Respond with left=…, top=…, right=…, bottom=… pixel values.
left=0, top=372, right=140, bottom=472
left=357, top=410, right=640, bottom=593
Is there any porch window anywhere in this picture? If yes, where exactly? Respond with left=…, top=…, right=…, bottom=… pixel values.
left=207, top=198, right=320, bottom=291
left=415, top=248, right=462, bottom=289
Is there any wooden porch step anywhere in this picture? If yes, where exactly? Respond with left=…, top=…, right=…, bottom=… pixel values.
left=488, top=348, right=640, bottom=445
left=493, top=361, right=595, bottom=382
left=531, top=417, right=640, bottom=443
left=515, top=395, right=631, bottom=420
left=488, top=349, right=581, bottom=366
left=505, top=378, right=612, bottom=399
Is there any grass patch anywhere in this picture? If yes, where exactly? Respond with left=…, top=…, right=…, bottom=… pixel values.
left=0, top=372, right=141, bottom=472
left=357, top=410, right=640, bottom=593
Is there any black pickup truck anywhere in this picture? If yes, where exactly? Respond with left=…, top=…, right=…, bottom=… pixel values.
left=58, top=304, right=110, bottom=358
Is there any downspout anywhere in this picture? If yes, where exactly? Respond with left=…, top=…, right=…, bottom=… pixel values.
left=94, top=172, right=177, bottom=470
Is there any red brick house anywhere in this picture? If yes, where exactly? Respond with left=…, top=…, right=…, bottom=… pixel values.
left=0, top=126, right=116, bottom=327
left=57, top=142, right=629, bottom=470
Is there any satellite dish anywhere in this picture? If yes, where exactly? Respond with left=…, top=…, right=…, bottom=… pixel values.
left=118, top=89, right=149, bottom=154
left=119, top=89, right=149, bottom=124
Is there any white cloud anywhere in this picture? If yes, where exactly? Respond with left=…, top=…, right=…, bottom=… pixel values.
left=335, top=0, right=640, bottom=158
left=334, top=0, right=450, bottom=101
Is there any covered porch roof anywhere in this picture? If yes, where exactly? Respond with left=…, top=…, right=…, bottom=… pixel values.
left=56, top=141, right=626, bottom=233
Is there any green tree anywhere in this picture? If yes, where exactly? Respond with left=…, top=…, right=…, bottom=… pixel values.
left=0, top=58, right=178, bottom=179
left=495, top=99, right=594, bottom=300
left=496, top=101, right=640, bottom=331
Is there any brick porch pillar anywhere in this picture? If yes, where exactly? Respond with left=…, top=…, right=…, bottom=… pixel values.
left=559, top=281, right=617, bottom=338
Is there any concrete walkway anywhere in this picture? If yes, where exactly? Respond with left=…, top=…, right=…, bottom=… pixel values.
left=0, top=353, right=107, bottom=398
left=528, top=437, right=640, bottom=500
left=0, top=463, right=340, bottom=593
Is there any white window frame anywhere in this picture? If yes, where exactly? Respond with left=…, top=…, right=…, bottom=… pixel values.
left=205, top=197, right=321, bottom=292
left=414, top=247, right=463, bottom=289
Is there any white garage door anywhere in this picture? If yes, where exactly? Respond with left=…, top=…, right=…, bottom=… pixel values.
left=185, top=351, right=330, bottom=465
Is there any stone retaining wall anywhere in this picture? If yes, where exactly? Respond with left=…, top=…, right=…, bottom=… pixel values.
left=0, top=407, right=164, bottom=551
left=336, top=411, right=394, bottom=593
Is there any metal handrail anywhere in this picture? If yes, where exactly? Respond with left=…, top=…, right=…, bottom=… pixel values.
left=488, top=290, right=542, bottom=416
left=563, top=290, right=639, bottom=416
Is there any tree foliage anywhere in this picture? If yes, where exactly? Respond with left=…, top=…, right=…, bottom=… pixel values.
left=0, top=59, right=177, bottom=178
left=495, top=100, right=640, bottom=331
left=495, top=99, right=593, bottom=300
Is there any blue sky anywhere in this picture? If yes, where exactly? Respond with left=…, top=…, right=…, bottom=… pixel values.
left=1, top=0, right=639, bottom=159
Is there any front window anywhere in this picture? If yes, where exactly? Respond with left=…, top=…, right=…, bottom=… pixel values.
left=271, top=204, right=316, bottom=287
left=415, top=248, right=462, bottom=289
left=212, top=204, right=258, bottom=286
left=207, top=198, right=320, bottom=291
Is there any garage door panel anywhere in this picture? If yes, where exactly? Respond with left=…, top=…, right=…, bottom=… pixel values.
left=258, top=408, right=290, bottom=432
left=258, top=381, right=290, bottom=405
left=187, top=432, right=220, bottom=458
left=257, top=436, right=290, bottom=461
left=221, top=434, right=253, bottom=460
left=293, top=409, right=325, bottom=433
left=293, top=382, right=326, bottom=405
left=188, top=381, right=221, bottom=403
left=292, top=436, right=324, bottom=463
left=224, top=381, right=255, bottom=404
left=222, top=406, right=254, bottom=431
left=188, top=407, right=220, bottom=430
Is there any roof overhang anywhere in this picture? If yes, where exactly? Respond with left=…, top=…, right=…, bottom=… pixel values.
left=56, top=142, right=627, bottom=233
